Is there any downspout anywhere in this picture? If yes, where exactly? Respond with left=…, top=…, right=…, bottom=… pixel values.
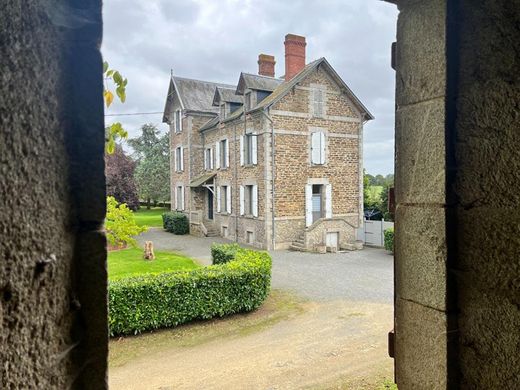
left=262, top=108, right=275, bottom=250
left=234, top=122, right=239, bottom=243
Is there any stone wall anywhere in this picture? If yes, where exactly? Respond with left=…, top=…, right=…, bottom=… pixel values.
left=0, top=1, right=107, bottom=388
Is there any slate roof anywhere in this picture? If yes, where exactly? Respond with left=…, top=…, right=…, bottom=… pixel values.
left=235, top=73, right=283, bottom=95
left=212, top=87, right=243, bottom=106
left=189, top=172, right=216, bottom=187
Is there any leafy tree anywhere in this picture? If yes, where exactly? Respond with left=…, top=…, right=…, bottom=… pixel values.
left=105, top=196, right=147, bottom=248
left=105, top=144, right=140, bottom=210
left=128, top=124, right=170, bottom=208
left=103, top=61, right=128, bottom=154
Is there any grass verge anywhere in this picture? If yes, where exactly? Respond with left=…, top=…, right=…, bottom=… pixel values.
left=133, top=207, right=169, bottom=227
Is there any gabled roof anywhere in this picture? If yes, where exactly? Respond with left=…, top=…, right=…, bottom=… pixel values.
left=252, top=57, right=374, bottom=121
left=199, top=115, right=221, bottom=132
left=212, top=86, right=243, bottom=106
left=235, top=73, right=283, bottom=95
left=163, top=76, right=235, bottom=122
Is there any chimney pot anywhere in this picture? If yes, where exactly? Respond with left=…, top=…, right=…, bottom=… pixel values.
left=258, top=54, right=275, bottom=77
left=284, top=34, right=306, bottom=80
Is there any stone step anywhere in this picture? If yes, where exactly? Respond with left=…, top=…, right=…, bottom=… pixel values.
left=289, top=244, right=310, bottom=252
left=291, top=241, right=304, bottom=248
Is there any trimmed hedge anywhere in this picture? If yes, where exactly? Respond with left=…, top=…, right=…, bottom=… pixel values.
left=211, top=243, right=241, bottom=265
left=162, top=212, right=189, bottom=235
left=108, top=248, right=272, bottom=336
left=384, top=227, right=394, bottom=253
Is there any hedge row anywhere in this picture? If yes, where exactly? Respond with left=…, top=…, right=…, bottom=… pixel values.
left=384, top=227, right=394, bottom=253
left=211, top=243, right=241, bottom=265
left=162, top=212, right=189, bottom=234
left=108, top=247, right=272, bottom=336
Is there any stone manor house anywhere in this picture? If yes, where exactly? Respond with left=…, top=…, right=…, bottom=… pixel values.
left=163, top=34, right=373, bottom=251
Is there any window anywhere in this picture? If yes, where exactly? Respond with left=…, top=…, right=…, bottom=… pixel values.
left=305, top=182, right=332, bottom=227
left=175, top=146, right=184, bottom=171
left=175, top=185, right=184, bottom=210
left=174, top=109, right=182, bottom=132
left=222, top=226, right=228, bottom=237
left=217, top=185, right=231, bottom=213
left=240, top=133, right=257, bottom=166
left=246, top=231, right=254, bottom=244
left=240, top=184, right=258, bottom=217
left=204, top=147, right=213, bottom=170
left=310, top=131, right=326, bottom=165
left=216, top=139, right=228, bottom=169
left=312, top=88, right=325, bottom=118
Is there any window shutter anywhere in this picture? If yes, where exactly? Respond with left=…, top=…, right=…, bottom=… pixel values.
left=226, top=186, right=232, bottom=213
left=174, top=186, right=178, bottom=210
left=203, top=150, right=207, bottom=170
left=239, top=186, right=245, bottom=215
left=215, top=142, right=220, bottom=169
left=210, top=148, right=214, bottom=169
left=252, top=185, right=258, bottom=217
left=216, top=186, right=221, bottom=213
left=240, top=135, right=244, bottom=166
left=178, top=110, right=182, bottom=132
left=325, top=184, right=332, bottom=218
left=305, top=184, right=313, bottom=227
left=319, top=132, right=326, bottom=164
left=174, top=148, right=178, bottom=171
left=181, top=186, right=185, bottom=210
left=311, top=133, right=321, bottom=164
left=313, top=89, right=323, bottom=117
left=225, top=139, right=229, bottom=168
left=180, top=147, right=184, bottom=171
left=252, top=134, right=258, bottom=165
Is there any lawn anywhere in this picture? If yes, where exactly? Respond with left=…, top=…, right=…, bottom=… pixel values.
left=108, top=248, right=200, bottom=280
left=133, top=207, right=169, bottom=227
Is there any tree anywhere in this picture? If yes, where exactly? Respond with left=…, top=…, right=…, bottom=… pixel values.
left=128, top=124, right=170, bottom=208
left=103, top=61, right=128, bottom=154
left=105, top=196, right=147, bottom=248
left=105, top=144, right=140, bottom=210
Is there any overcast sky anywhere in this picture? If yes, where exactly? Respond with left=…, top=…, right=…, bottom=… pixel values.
left=102, top=0, right=398, bottom=175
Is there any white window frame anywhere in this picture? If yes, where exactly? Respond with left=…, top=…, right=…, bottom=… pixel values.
left=175, top=185, right=185, bottom=210
left=310, top=131, right=326, bottom=165
left=242, top=133, right=258, bottom=166
left=174, top=109, right=182, bottom=133
left=218, top=139, right=229, bottom=169
left=175, top=146, right=184, bottom=172
left=241, top=184, right=258, bottom=217
left=218, top=185, right=231, bottom=214
left=204, top=147, right=214, bottom=170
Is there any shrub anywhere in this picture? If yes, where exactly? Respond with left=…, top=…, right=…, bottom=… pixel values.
left=211, top=243, right=241, bottom=265
left=162, top=212, right=189, bottom=234
left=105, top=196, right=147, bottom=248
left=108, top=248, right=272, bottom=336
left=384, top=227, right=394, bottom=253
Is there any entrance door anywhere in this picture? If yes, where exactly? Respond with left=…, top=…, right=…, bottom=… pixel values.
left=312, top=185, right=323, bottom=223
left=326, top=232, right=339, bottom=250
left=207, top=189, right=214, bottom=220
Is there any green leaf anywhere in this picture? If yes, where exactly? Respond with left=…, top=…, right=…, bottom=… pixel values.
left=103, top=61, right=109, bottom=73
left=113, top=71, right=122, bottom=85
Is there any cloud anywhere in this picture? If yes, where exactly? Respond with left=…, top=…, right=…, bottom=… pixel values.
left=102, top=0, right=398, bottom=174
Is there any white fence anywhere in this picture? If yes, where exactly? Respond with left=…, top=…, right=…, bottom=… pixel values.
left=356, top=219, right=394, bottom=247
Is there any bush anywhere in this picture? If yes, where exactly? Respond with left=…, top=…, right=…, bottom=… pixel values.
left=162, top=212, right=189, bottom=234
left=211, top=243, right=241, bottom=265
left=384, top=227, right=394, bottom=253
left=105, top=196, right=147, bottom=248
left=108, top=248, right=272, bottom=336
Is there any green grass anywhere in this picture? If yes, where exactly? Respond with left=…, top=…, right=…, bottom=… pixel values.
left=133, top=207, right=169, bottom=227
left=108, top=248, right=200, bottom=280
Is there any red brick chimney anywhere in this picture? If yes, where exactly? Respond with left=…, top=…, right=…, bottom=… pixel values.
left=258, top=54, right=275, bottom=77
left=284, top=34, right=306, bottom=80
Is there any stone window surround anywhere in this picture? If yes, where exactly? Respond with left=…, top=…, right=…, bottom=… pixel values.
left=217, top=180, right=231, bottom=215
left=241, top=178, right=258, bottom=219
left=309, top=83, right=328, bottom=118
left=308, top=126, right=329, bottom=167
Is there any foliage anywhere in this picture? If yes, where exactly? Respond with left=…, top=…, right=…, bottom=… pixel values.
left=128, top=124, right=170, bottom=205
left=377, top=379, right=398, bottom=390
left=105, top=144, right=140, bottom=210
left=103, top=61, right=128, bottom=154
left=211, top=243, right=241, bottom=265
left=108, top=248, right=272, bottom=335
left=106, top=196, right=147, bottom=248
left=384, top=227, right=394, bottom=253
left=108, top=248, right=200, bottom=280
left=133, top=207, right=170, bottom=227
left=364, top=171, right=394, bottom=221
left=162, top=212, right=189, bottom=235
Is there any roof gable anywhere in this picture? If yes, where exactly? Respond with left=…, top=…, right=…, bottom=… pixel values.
left=212, top=86, right=243, bottom=106
left=235, top=73, right=283, bottom=95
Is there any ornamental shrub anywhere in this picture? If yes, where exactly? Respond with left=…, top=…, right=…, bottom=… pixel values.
left=105, top=196, right=147, bottom=248
left=108, top=248, right=272, bottom=336
left=211, top=243, right=241, bottom=264
left=162, top=212, right=189, bottom=234
left=384, top=227, right=394, bottom=253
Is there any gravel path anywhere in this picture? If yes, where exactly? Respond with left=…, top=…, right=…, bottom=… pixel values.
left=137, top=228, right=393, bottom=304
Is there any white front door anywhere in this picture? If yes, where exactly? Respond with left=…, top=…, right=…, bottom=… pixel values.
left=326, top=232, right=339, bottom=250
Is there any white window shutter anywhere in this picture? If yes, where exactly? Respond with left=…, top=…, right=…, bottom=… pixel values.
left=239, top=186, right=245, bottom=215
left=252, top=185, right=258, bottom=217
left=311, top=133, right=321, bottom=164
left=240, top=136, right=244, bottom=166
left=210, top=148, right=214, bottom=169
left=216, top=186, right=221, bottom=213
left=174, top=148, right=178, bottom=171
left=305, top=184, right=313, bottom=227
left=178, top=110, right=182, bottom=132
left=174, top=186, right=178, bottom=210
left=181, top=186, right=185, bottom=210
left=319, top=132, right=326, bottom=164
left=215, top=141, right=220, bottom=169
left=226, top=186, right=232, bottom=213
left=325, top=184, right=332, bottom=218
left=252, top=134, right=258, bottom=165
left=180, top=147, right=184, bottom=171
left=225, top=139, right=229, bottom=168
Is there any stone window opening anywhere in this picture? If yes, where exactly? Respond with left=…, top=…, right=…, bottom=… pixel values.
left=310, top=131, right=326, bottom=165
left=241, top=133, right=258, bottom=166
left=217, top=185, right=231, bottom=213
left=216, top=139, right=229, bottom=169
left=174, top=109, right=182, bottom=132
left=204, top=147, right=214, bottom=170
left=175, top=146, right=184, bottom=172
left=240, top=184, right=258, bottom=217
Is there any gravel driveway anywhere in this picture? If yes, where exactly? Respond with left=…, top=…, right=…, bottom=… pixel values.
left=137, top=228, right=393, bottom=304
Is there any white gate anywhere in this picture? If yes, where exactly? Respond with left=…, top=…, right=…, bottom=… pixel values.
left=356, top=219, right=394, bottom=247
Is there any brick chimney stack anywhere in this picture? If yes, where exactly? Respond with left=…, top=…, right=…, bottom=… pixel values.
left=284, top=34, right=306, bottom=80
left=258, top=54, right=276, bottom=77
